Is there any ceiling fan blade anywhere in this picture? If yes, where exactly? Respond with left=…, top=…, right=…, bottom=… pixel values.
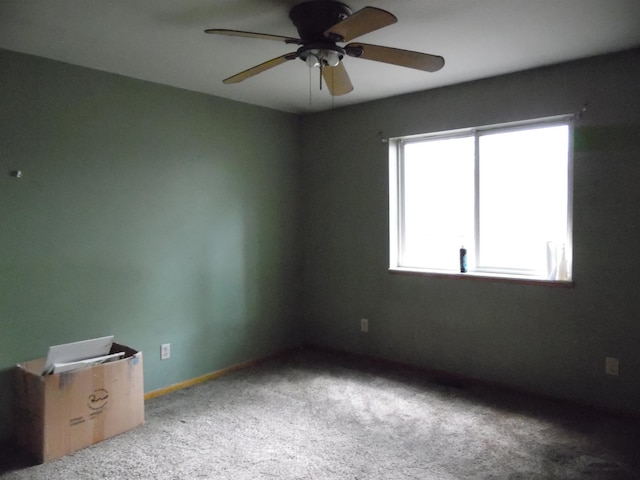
left=205, top=28, right=301, bottom=45
left=322, top=62, right=354, bottom=96
left=346, top=43, right=445, bottom=72
left=324, top=7, right=397, bottom=42
left=223, top=53, right=298, bottom=84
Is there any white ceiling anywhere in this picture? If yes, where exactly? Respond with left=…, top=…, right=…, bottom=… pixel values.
left=1, top=0, right=639, bottom=114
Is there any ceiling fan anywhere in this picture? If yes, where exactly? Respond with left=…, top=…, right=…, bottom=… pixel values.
left=205, top=0, right=445, bottom=96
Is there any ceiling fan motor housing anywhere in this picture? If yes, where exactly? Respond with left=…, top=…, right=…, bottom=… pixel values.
left=289, top=1, right=352, bottom=43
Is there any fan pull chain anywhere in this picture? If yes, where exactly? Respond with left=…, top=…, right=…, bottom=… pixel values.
left=319, top=64, right=323, bottom=91
left=308, top=65, right=312, bottom=108
left=331, top=67, right=335, bottom=110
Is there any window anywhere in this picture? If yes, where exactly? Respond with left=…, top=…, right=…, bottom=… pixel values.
left=389, top=117, right=573, bottom=282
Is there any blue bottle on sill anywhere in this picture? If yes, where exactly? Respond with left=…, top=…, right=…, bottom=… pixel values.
left=460, top=246, right=467, bottom=273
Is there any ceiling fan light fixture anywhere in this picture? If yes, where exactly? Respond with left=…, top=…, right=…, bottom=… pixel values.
left=299, top=45, right=345, bottom=69
left=323, top=49, right=341, bottom=67
left=305, top=55, right=320, bottom=68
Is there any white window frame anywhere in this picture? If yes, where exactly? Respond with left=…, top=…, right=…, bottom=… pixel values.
left=389, top=115, right=574, bottom=283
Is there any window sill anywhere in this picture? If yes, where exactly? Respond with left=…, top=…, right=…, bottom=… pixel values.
left=389, top=267, right=574, bottom=288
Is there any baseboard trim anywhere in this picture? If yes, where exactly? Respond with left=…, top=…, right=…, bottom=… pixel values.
left=144, top=348, right=297, bottom=401
left=301, top=343, right=640, bottom=421
left=144, top=343, right=639, bottom=420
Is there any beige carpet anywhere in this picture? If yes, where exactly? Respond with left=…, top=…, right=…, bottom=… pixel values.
left=2, top=348, right=639, bottom=479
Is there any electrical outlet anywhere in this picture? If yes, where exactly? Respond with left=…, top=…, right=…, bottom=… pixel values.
left=360, top=318, right=369, bottom=333
left=605, top=356, right=619, bottom=376
left=160, top=343, right=171, bottom=360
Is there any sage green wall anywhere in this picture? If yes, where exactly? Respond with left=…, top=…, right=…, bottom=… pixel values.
left=2, top=46, right=639, bottom=447
left=300, top=49, right=640, bottom=415
left=0, top=49, right=302, bottom=442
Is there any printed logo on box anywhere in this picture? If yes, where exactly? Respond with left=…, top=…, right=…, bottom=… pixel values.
left=87, top=388, right=109, bottom=411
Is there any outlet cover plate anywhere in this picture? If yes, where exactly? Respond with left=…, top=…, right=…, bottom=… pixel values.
left=605, top=356, right=619, bottom=376
left=360, top=318, right=369, bottom=333
left=161, top=343, right=171, bottom=360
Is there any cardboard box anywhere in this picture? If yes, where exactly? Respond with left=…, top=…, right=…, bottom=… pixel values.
left=14, top=343, right=144, bottom=463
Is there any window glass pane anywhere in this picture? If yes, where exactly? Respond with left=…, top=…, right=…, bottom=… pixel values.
left=478, top=125, right=569, bottom=273
left=401, top=136, right=475, bottom=270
